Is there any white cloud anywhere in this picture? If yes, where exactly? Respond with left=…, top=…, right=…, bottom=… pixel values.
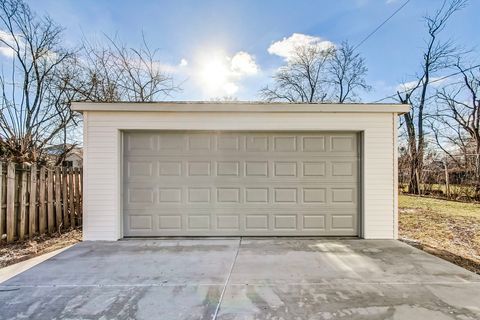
left=396, top=77, right=448, bottom=92
left=149, top=62, right=176, bottom=74
left=386, top=0, right=399, bottom=4
left=223, top=82, right=239, bottom=95
left=0, top=30, right=16, bottom=46
left=0, top=29, right=60, bottom=60
left=153, top=58, right=188, bottom=74
left=0, top=30, right=17, bottom=58
left=0, top=46, right=14, bottom=58
left=230, top=51, right=258, bottom=76
left=396, top=80, right=418, bottom=92
left=268, top=33, right=335, bottom=60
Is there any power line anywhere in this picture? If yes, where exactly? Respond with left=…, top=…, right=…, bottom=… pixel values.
left=373, top=64, right=480, bottom=103
left=353, top=0, right=411, bottom=51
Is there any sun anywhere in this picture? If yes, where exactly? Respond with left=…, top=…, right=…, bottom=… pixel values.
left=199, top=58, right=229, bottom=92
left=195, top=50, right=242, bottom=96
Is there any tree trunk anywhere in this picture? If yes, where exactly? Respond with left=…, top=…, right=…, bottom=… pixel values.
left=404, top=112, right=422, bottom=195
left=408, top=152, right=421, bottom=194
left=475, top=145, right=480, bottom=200
left=444, top=160, right=450, bottom=198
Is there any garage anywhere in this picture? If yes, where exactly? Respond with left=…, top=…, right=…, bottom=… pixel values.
left=72, top=102, right=409, bottom=240
left=123, top=131, right=359, bottom=236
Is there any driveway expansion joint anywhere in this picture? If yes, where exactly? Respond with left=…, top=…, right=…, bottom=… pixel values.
left=212, top=237, right=242, bottom=320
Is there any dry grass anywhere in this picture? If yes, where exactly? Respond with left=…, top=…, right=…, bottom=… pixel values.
left=400, top=183, right=478, bottom=202
left=0, top=228, right=82, bottom=268
left=399, top=195, right=480, bottom=274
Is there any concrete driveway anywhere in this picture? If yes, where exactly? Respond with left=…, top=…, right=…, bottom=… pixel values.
left=0, top=239, right=479, bottom=320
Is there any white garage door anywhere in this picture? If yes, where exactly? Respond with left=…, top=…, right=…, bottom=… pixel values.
left=123, top=131, right=360, bottom=237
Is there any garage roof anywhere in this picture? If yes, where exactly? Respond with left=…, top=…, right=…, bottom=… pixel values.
left=71, top=102, right=410, bottom=114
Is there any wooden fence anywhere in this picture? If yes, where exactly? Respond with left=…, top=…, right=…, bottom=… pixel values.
left=0, top=163, right=82, bottom=243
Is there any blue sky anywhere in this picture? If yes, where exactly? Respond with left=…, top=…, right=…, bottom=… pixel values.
left=24, top=0, right=479, bottom=102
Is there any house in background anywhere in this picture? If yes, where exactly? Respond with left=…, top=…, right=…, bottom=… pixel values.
left=63, top=148, right=83, bottom=168
left=45, top=144, right=83, bottom=168
left=72, top=102, right=409, bottom=241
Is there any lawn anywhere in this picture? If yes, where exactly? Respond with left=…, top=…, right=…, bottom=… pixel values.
left=399, top=194, right=480, bottom=274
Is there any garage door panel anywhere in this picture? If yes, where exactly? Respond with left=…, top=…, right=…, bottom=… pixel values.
left=187, top=134, right=212, bottom=151
left=124, top=133, right=358, bottom=155
left=124, top=179, right=358, bottom=187
left=125, top=158, right=358, bottom=178
left=217, top=161, right=241, bottom=176
left=158, top=161, right=182, bottom=176
left=126, top=133, right=156, bottom=152
left=123, top=131, right=359, bottom=236
left=127, top=161, right=154, bottom=178
left=124, top=213, right=358, bottom=237
left=124, top=186, right=358, bottom=207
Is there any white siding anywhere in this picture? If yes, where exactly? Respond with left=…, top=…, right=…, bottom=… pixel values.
left=83, top=111, right=398, bottom=240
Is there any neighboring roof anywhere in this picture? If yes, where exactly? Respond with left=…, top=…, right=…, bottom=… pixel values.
left=71, top=101, right=410, bottom=114
left=65, top=152, right=83, bottom=161
left=45, top=145, right=83, bottom=158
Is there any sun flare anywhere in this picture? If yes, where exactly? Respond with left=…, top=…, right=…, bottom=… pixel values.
left=199, top=58, right=229, bottom=92
left=195, top=50, right=258, bottom=97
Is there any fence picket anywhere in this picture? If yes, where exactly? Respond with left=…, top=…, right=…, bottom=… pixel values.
left=74, top=168, right=81, bottom=225
left=47, top=169, right=54, bottom=233
left=39, top=167, right=46, bottom=234
left=62, top=167, right=69, bottom=227
left=6, top=163, right=15, bottom=242
left=29, top=164, right=37, bottom=238
left=69, top=168, right=75, bottom=228
left=19, top=165, right=27, bottom=240
left=55, top=168, right=62, bottom=230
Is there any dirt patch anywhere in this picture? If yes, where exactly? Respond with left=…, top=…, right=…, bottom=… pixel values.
left=399, top=196, right=480, bottom=274
left=0, top=229, right=82, bottom=268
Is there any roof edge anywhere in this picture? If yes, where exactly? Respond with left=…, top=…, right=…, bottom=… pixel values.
left=71, top=102, right=410, bottom=114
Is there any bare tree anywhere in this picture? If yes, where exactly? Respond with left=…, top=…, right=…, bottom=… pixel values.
left=0, top=0, right=180, bottom=164
left=260, top=41, right=369, bottom=103
left=260, top=45, right=334, bottom=103
left=433, top=63, right=480, bottom=199
left=397, top=0, right=466, bottom=194
left=328, top=41, right=370, bottom=103
left=0, top=0, right=78, bottom=163
left=74, top=34, right=179, bottom=102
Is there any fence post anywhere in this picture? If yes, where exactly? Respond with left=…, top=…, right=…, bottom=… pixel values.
left=39, top=167, right=46, bottom=234
left=29, top=164, right=37, bottom=238
left=6, top=163, right=15, bottom=242
left=19, top=164, right=28, bottom=240
left=55, top=167, right=62, bottom=231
